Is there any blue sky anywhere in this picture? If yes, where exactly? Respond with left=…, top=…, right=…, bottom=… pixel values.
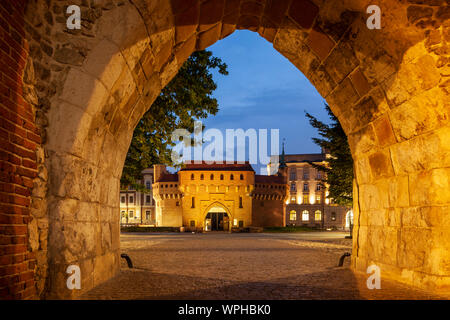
left=180, top=30, right=330, bottom=175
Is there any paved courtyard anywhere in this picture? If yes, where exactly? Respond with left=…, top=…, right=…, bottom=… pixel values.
left=81, top=232, right=446, bottom=300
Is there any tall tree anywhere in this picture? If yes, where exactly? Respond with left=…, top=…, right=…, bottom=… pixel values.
left=121, top=50, right=228, bottom=190
left=305, top=104, right=353, bottom=206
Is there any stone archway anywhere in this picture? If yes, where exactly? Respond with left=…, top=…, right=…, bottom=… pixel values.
left=0, top=0, right=449, bottom=299
left=204, top=201, right=233, bottom=231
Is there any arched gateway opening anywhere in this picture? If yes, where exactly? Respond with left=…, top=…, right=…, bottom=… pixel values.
left=1, top=0, right=449, bottom=299
left=205, top=205, right=230, bottom=232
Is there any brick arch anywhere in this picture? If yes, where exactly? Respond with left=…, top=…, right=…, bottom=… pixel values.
left=1, top=0, right=449, bottom=299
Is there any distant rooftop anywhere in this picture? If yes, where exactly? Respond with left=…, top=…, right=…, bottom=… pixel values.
left=180, top=161, right=255, bottom=172
left=270, top=153, right=327, bottom=164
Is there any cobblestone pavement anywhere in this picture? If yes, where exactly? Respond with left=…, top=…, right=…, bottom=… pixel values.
left=81, top=232, right=447, bottom=300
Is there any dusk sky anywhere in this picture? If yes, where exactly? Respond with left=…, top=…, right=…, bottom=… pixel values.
left=179, top=30, right=331, bottom=175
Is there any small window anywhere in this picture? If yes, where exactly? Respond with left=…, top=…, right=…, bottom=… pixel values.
left=315, top=210, right=322, bottom=221
left=176, top=201, right=180, bottom=206
left=146, top=211, right=150, bottom=220
left=316, top=195, right=321, bottom=204
left=303, top=183, right=309, bottom=191
left=290, top=169, right=296, bottom=181
left=190, top=220, right=195, bottom=227
left=240, top=174, right=244, bottom=180
left=239, top=196, right=243, bottom=208
left=210, top=174, right=214, bottom=180
left=317, top=171, right=322, bottom=179
left=303, top=194, right=309, bottom=204
left=289, top=210, right=297, bottom=221
left=238, top=220, right=244, bottom=228
left=129, top=210, right=134, bottom=218
left=191, top=174, right=194, bottom=180
left=302, top=210, right=309, bottom=221
left=121, top=196, right=125, bottom=203
left=146, top=195, right=151, bottom=203
left=200, top=174, right=204, bottom=180
left=230, top=174, right=234, bottom=180
left=129, top=196, right=134, bottom=203
left=316, top=184, right=321, bottom=191
left=303, top=169, right=309, bottom=180
left=191, top=197, right=195, bottom=208
left=146, top=181, right=151, bottom=189
left=220, top=174, right=224, bottom=180
left=290, top=196, right=296, bottom=204
left=290, top=183, right=296, bottom=192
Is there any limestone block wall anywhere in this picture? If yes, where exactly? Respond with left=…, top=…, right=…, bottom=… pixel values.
left=0, top=0, right=449, bottom=299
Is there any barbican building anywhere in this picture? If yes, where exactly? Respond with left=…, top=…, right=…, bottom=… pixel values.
left=120, top=149, right=351, bottom=231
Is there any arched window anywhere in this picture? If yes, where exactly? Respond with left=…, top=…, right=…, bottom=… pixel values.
left=200, top=174, right=204, bottom=180
left=210, top=174, right=214, bottom=180
left=220, top=174, right=224, bottom=180
left=302, top=210, right=309, bottom=221
left=191, top=174, right=194, bottom=180
left=315, top=210, right=322, bottom=221
left=230, top=174, right=234, bottom=180
left=289, top=210, right=297, bottom=221
left=240, top=174, right=244, bottom=180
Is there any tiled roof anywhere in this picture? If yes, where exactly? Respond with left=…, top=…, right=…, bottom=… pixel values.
left=180, top=161, right=255, bottom=172
left=156, top=173, right=178, bottom=182
left=255, top=175, right=285, bottom=184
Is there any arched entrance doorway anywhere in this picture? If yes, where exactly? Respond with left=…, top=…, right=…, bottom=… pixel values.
left=205, top=208, right=229, bottom=232
left=204, top=204, right=231, bottom=232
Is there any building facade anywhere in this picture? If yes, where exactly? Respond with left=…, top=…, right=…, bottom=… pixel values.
left=120, top=152, right=352, bottom=231
left=268, top=153, right=352, bottom=230
left=119, top=168, right=156, bottom=225
left=151, top=162, right=288, bottom=231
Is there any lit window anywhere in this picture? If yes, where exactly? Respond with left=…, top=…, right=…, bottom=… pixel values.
left=289, top=210, right=297, bottom=221
left=302, top=210, right=309, bottom=221
left=129, top=210, right=134, bottom=218
left=290, top=196, right=296, bottom=204
left=331, top=212, right=336, bottom=221
left=146, top=211, right=150, bottom=220
left=290, top=183, right=296, bottom=192
left=316, top=195, right=321, bottom=204
left=315, top=210, right=322, bottom=221
left=303, top=194, right=309, bottom=204
left=316, top=184, right=321, bottom=191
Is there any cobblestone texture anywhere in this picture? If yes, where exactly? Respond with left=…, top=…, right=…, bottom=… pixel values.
left=81, top=232, right=447, bottom=300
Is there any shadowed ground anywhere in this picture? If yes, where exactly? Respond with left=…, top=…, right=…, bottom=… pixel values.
left=81, top=232, right=445, bottom=300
